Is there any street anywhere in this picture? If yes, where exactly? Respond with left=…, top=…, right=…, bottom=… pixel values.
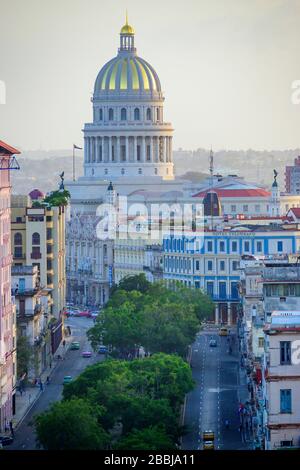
left=182, top=328, right=252, bottom=450
left=9, top=317, right=103, bottom=450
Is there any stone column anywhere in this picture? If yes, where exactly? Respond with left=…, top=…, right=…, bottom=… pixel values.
left=166, top=137, right=170, bottom=162
left=133, top=136, right=137, bottom=162
left=117, top=136, right=120, bottom=162
left=228, top=303, right=232, bottom=325
left=163, top=137, right=168, bottom=163
left=84, top=137, right=88, bottom=163
left=215, top=303, right=219, bottom=324
left=126, top=136, right=129, bottom=162
left=150, top=137, right=153, bottom=162
left=142, top=136, right=146, bottom=163
left=95, top=137, right=99, bottom=162
left=156, top=137, right=159, bottom=162
left=88, top=137, right=92, bottom=163
left=99, top=137, right=102, bottom=162
left=108, top=137, right=112, bottom=162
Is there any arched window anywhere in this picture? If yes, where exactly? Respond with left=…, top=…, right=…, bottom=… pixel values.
left=121, top=108, right=127, bottom=121
left=138, top=168, right=142, bottom=174
left=121, top=168, right=125, bottom=175
left=32, top=232, right=40, bottom=245
left=14, top=232, right=22, bottom=245
left=108, top=108, right=114, bottom=121
left=99, top=108, right=103, bottom=121
left=104, top=168, right=108, bottom=175
left=134, top=108, right=140, bottom=120
left=146, top=108, right=151, bottom=120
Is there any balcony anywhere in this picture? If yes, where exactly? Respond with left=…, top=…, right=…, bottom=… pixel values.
left=17, top=304, right=43, bottom=318
left=14, top=253, right=25, bottom=260
left=47, top=252, right=54, bottom=259
left=12, top=287, right=40, bottom=297
left=47, top=283, right=54, bottom=289
left=31, top=252, right=41, bottom=259
left=47, top=238, right=54, bottom=245
left=46, top=221, right=54, bottom=229
left=47, top=268, right=54, bottom=275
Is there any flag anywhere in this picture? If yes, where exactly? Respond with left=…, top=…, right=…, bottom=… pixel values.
left=73, top=144, right=82, bottom=150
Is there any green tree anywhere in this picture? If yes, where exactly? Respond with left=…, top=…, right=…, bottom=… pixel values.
left=35, top=398, right=109, bottom=450
left=142, top=302, right=199, bottom=356
left=43, top=189, right=70, bottom=207
left=114, top=425, right=176, bottom=450
left=110, top=273, right=151, bottom=295
left=17, top=335, right=33, bottom=377
left=87, top=301, right=144, bottom=355
left=89, top=277, right=213, bottom=358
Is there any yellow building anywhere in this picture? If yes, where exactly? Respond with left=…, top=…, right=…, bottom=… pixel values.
left=11, top=191, right=66, bottom=320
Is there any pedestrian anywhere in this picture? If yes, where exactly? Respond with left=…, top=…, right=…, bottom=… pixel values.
left=46, top=376, right=50, bottom=385
left=9, top=421, right=14, bottom=438
left=63, top=339, right=66, bottom=348
left=39, top=381, right=44, bottom=392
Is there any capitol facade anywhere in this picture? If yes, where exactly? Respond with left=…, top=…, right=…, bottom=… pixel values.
left=84, top=17, right=174, bottom=181
left=66, top=18, right=184, bottom=306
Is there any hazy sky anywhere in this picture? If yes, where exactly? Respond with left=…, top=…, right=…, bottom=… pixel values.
left=0, top=0, right=300, bottom=151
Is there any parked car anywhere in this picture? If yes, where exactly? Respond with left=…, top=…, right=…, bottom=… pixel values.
left=63, top=375, right=72, bottom=384
left=209, top=339, right=217, bottom=347
left=98, top=345, right=108, bottom=354
left=82, top=351, right=92, bottom=358
left=65, top=310, right=75, bottom=317
left=70, top=341, right=80, bottom=350
left=0, top=435, right=14, bottom=446
left=219, top=327, right=229, bottom=336
left=78, top=310, right=91, bottom=318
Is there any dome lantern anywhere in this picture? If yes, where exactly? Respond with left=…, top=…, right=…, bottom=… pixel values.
left=119, top=12, right=136, bottom=52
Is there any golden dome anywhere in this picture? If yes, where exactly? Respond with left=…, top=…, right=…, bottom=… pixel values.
left=120, top=23, right=135, bottom=34
left=120, top=12, right=135, bottom=35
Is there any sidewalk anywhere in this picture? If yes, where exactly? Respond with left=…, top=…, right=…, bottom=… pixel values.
left=13, top=334, right=74, bottom=431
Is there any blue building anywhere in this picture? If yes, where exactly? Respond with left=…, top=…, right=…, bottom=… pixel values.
left=163, top=227, right=300, bottom=325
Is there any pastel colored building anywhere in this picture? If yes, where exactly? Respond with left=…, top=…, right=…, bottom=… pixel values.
left=263, top=311, right=300, bottom=449
left=11, top=191, right=66, bottom=356
left=0, top=140, right=20, bottom=432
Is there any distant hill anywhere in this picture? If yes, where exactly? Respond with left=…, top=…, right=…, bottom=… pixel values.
left=10, top=147, right=300, bottom=195
left=11, top=151, right=83, bottom=195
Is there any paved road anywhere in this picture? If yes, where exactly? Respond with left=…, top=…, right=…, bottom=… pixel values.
left=182, top=328, right=252, bottom=450
left=9, top=317, right=103, bottom=450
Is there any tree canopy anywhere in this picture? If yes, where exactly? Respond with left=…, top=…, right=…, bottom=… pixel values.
left=35, top=398, right=109, bottom=450
left=87, top=275, right=213, bottom=357
left=62, top=353, right=194, bottom=447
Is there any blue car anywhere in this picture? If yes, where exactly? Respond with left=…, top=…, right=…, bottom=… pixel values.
left=98, top=345, right=108, bottom=354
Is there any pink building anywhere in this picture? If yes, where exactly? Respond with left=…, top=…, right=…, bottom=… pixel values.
left=0, top=140, right=20, bottom=432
